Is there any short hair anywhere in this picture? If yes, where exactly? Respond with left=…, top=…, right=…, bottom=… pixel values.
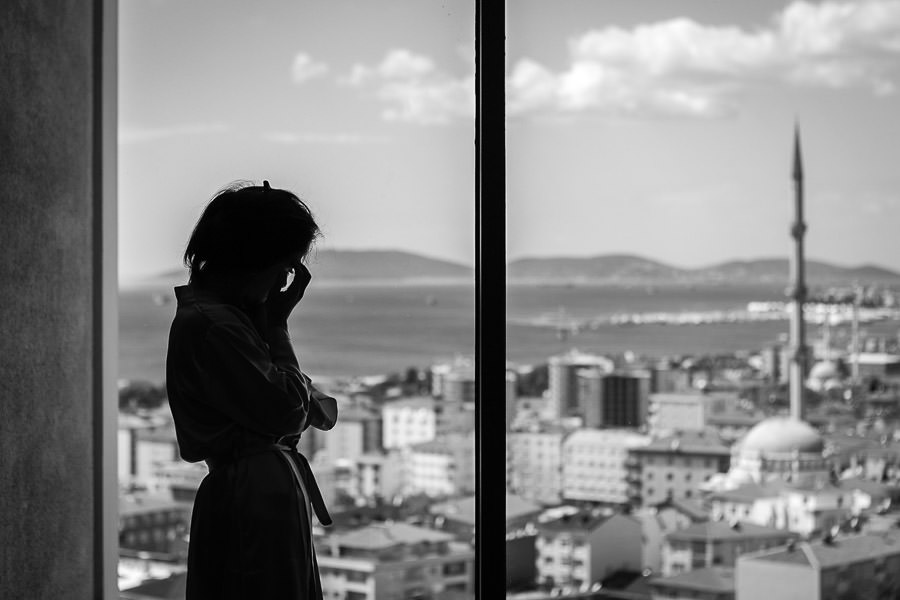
left=183, top=181, right=321, bottom=282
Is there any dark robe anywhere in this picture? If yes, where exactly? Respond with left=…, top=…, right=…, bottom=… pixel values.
left=166, top=284, right=338, bottom=599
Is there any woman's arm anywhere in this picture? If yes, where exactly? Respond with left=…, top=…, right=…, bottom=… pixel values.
left=198, top=319, right=312, bottom=437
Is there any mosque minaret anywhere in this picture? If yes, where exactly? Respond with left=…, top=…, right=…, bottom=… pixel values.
left=706, top=125, right=831, bottom=491
left=789, top=123, right=808, bottom=421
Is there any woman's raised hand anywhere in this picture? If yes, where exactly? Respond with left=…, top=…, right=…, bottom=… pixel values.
left=266, top=262, right=311, bottom=327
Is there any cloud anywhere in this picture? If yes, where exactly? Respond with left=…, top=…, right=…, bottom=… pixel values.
left=118, top=122, right=229, bottom=144
left=341, top=49, right=474, bottom=125
left=262, top=131, right=389, bottom=144
left=508, top=0, right=900, bottom=119
left=291, top=53, right=329, bottom=84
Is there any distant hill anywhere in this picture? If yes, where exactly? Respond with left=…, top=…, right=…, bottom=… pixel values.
left=305, top=249, right=472, bottom=281
left=508, top=254, right=683, bottom=282
left=130, top=251, right=900, bottom=288
left=137, top=249, right=473, bottom=287
left=508, top=254, right=900, bottom=285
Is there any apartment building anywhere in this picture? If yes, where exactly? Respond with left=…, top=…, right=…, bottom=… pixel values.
left=405, top=431, right=475, bottom=497
left=736, top=533, right=900, bottom=600
left=535, top=511, right=642, bottom=590
left=662, top=520, right=796, bottom=576
left=382, top=397, right=438, bottom=450
left=316, top=522, right=474, bottom=600
left=561, top=428, right=651, bottom=505
left=628, top=430, right=731, bottom=507
left=508, top=424, right=572, bottom=505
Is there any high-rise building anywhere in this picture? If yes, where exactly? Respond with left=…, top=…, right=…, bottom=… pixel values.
left=548, top=350, right=614, bottom=420
left=576, top=369, right=650, bottom=428
left=443, top=368, right=476, bottom=404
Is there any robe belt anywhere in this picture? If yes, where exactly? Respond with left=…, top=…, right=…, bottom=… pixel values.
left=206, top=442, right=332, bottom=527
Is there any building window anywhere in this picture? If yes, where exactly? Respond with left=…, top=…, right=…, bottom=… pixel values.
left=443, top=561, right=467, bottom=576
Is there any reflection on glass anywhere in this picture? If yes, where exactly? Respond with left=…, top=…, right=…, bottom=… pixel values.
left=118, top=1, right=475, bottom=597
left=507, top=1, right=900, bottom=597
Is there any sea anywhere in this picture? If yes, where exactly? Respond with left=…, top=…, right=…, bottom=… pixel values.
left=119, top=281, right=900, bottom=384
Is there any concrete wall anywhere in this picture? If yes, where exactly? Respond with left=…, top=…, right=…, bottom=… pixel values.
left=589, top=515, right=643, bottom=582
left=735, top=557, right=817, bottom=600
left=0, top=1, right=116, bottom=597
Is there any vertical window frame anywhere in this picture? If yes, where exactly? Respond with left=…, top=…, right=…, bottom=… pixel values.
left=475, top=1, right=506, bottom=598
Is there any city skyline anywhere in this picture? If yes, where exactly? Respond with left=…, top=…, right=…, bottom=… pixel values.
left=119, top=0, right=900, bottom=283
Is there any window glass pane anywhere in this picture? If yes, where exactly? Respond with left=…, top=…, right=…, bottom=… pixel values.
left=507, top=0, right=900, bottom=596
left=119, top=1, right=475, bottom=596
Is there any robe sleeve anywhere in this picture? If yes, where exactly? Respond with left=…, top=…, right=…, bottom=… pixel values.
left=305, top=381, right=339, bottom=432
left=198, top=320, right=312, bottom=437
left=271, top=326, right=338, bottom=431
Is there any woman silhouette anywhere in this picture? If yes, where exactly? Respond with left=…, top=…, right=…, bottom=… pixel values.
left=166, top=181, right=338, bottom=599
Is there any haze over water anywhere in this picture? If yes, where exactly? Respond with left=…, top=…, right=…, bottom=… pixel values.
left=120, top=282, right=900, bottom=383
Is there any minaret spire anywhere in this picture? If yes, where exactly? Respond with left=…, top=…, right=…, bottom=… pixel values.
left=789, top=122, right=808, bottom=421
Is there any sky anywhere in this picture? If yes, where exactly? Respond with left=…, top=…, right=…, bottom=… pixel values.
left=507, top=0, right=900, bottom=271
left=119, top=0, right=900, bottom=282
left=119, top=0, right=475, bottom=282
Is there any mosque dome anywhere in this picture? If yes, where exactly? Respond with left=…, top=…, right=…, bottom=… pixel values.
left=739, top=417, right=825, bottom=454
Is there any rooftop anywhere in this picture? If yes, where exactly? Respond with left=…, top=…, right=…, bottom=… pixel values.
left=410, top=432, right=472, bottom=455
left=381, top=396, right=435, bottom=410
left=328, top=522, right=455, bottom=551
left=119, top=494, right=192, bottom=517
left=633, top=430, right=730, bottom=455
left=430, top=493, right=542, bottom=527
left=854, top=353, right=900, bottom=365
left=564, top=428, right=651, bottom=446
left=745, top=533, right=900, bottom=569
left=337, top=406, right=381, bottom=421
left=134, top=426, right=178, bottom=444
left=651, top=497, right=710, bottom=522
left=711, top=481, right=786, bottom=503
left=649, top=566, right=734, bottom=593
left=119, top=572, right=187, bottom=600
left=706, top=410, right=765, bottom=427
left=666, top=520, right=795, bottom=543
left=839, top=477, right=893, bottom=500
left=537, top=509, right=619, bottom=533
